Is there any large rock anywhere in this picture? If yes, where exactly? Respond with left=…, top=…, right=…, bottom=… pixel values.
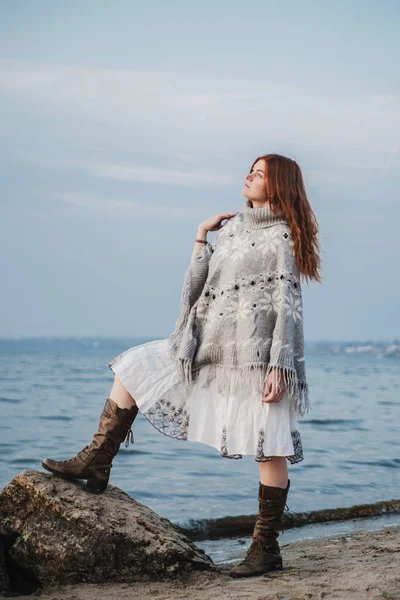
left=0, top=470, right=217, bottom=594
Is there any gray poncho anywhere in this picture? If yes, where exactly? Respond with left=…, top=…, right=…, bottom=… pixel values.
left=167, top=198, right=310, bottom=417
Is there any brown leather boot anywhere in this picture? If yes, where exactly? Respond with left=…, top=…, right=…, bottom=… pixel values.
left=42, top=397, right=139, bottom=493
left=229, top=479, right=290, bottom=578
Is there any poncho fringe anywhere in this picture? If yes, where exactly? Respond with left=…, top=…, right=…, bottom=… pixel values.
left=169, top=349, right=310, bottom=418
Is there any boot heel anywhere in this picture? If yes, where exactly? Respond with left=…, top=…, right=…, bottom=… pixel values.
left=86, top=478, right=108, bottom=493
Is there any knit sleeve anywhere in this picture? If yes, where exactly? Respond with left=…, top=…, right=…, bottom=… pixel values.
left=265, top=229, right=310, bottom=416
left=167, top=240, right=214, bottom=362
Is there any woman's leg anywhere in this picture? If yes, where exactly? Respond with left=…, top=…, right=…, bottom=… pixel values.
left=229, top=456, right=290, bottom=577
left=42, top=375, right=139, bottom=492
left=110, top=375, right=137, bottom=409
left=259, top=456, right=288, bottom=488
left=256, top=457, right=290, bottom=552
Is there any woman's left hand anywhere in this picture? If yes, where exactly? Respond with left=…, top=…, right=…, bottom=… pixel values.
left=262, top=368, right=286, bottom=403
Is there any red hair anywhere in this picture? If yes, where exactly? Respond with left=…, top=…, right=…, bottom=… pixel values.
left=250, top=154, right=323, bottom=284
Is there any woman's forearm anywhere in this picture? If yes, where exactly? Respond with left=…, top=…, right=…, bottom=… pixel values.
left=192, top=226, right=209, bottom=258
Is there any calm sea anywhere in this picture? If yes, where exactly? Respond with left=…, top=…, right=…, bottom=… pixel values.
left=1, top=337, right=399, bottom=562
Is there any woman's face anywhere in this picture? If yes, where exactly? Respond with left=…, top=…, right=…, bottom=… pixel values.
left=241, top=159, right=268, bottom=204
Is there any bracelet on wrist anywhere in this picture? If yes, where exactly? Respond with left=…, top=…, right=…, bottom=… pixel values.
left=195, top=238, right=208, bottom=244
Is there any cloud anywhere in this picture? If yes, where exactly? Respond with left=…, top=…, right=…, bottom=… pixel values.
left=51, top=192, right=207, bottom=219
left=1, top=58, right=399, bottom=159
left=32, top=157, right=235, bottom=188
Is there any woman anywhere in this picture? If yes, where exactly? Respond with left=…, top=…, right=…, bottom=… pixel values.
left=42, top=153, right=322, bottom=578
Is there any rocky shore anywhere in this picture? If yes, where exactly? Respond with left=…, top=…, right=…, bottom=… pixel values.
left=1, top=471, right=399, bottom=599
left=9, top=525, right=400, bottom=600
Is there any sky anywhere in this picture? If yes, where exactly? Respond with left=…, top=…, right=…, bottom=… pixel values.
left=0, top=0, right=399, bottom=342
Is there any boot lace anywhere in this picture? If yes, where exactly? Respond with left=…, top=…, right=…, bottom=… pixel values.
left=241, top=538, right=278, bottom=565
left=280, top=502, right=290, bottom=533
left=242, top=539, right=264, bottom=564
left=125, top=428, right=134, bottom=448
left=59, top=445, right=90, bottom=464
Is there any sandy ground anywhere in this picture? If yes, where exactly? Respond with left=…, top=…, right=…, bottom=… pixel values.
left=11, top=524, right=400, bottom=600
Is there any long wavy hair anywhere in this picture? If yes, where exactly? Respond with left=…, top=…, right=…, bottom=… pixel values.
left=249, top=154, right=323, bottom=284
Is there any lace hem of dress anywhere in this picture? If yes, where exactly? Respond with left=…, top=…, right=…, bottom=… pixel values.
left=141, top=397, right=190, bottom=441
left=140, top=395, right=304, bottom=464
left=221, top=427, right=304, bottom=465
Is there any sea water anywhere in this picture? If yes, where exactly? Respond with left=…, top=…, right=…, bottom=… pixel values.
left=1, top=337, right=399, bottom=562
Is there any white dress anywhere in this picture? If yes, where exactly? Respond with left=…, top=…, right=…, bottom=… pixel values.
left=107, top=338, right=303, bottom=464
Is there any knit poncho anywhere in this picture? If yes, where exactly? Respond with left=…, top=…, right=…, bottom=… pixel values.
left=167, top=198, right=310, bottom=417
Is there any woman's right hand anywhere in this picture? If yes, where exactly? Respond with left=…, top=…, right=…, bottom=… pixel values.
left=199, top=212, right=239, bottom=233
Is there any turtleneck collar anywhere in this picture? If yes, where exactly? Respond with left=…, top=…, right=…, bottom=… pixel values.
left=242, top=198, right=288, bottom=230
